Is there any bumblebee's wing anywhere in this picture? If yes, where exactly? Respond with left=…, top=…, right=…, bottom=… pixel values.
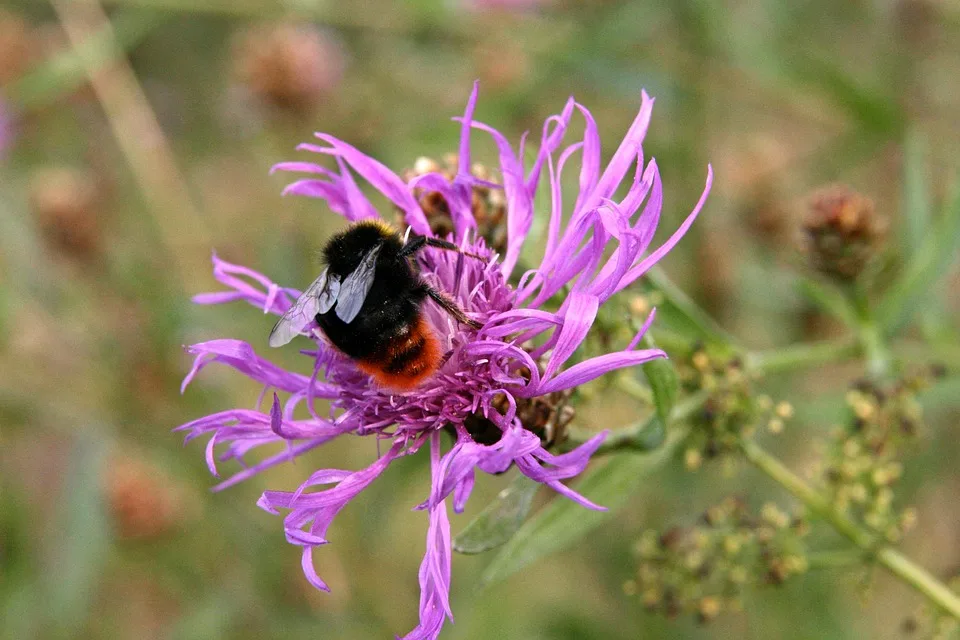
left=334, top=243, right=382, bottom=324
left=268, top=268, right=341, bottom=347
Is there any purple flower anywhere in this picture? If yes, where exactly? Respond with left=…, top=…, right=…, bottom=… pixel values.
left=179, top=82, right=711, bottom=639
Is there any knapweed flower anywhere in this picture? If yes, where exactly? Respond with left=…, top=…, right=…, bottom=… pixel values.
left=178, top=82, right=711, bottom=639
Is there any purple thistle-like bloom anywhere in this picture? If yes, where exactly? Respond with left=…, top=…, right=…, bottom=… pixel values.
left=179, top=82, right=711, bottom=639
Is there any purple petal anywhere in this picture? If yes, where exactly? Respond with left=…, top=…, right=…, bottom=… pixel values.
left=311, top=134, right=430, bottom=234
left=336, top=157, right=379, bottom=221
left=614, top=164, right=713, bottom=294
left=270, top=161, right=338, bottom=178
left=530, top=348, right=666, bottom=395
left=525, top=97, right=575, bottom=192
left=581, top=91, right=654, bottom=215
left=181, top=339, right=332, bottom=395
left=541, top=292, right=599, bottom=382
left=462, top=119, right=531, bottom=276
left=572, top=103, right=601, bottom=214
left=457, top=81, right=480, bottom=184
left=212, top=439, right=330, bottom=491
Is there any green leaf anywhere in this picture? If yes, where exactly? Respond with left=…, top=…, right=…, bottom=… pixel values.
left=641, top=335, right=679, bottom=425
left=785, top=52, right=902, bottom=136
left=453, top=475, right=540, bottom=555
left=44, top=436, right=112, bottom=639
left=878, top=180, right=960, bottom=335
left=478, top=428, right=686, bottom=589
left=902, top=131, right=932, bottom=254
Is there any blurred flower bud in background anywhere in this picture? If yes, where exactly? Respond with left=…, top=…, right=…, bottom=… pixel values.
left=0, top=9, right=35, bottom=88
left=802, top=185, right=885, bottom=282
left=29, top=166, right=105, bottom=264
left=104, top=452, right=193, bottom=541
left=231, top=23, right=345, bottom=114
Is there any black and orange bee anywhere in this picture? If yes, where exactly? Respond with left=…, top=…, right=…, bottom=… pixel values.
left=268, top=220, right=483, bottom=390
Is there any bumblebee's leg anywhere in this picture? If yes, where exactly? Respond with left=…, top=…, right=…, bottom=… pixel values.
left=399, top=234, right=485, bottom=262
left=421, top=284, right=482, bottom=329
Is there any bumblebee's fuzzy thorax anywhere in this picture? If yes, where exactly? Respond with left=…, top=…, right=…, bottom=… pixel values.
left=272, top=219, right=485, bottom=391
left=321, top=219, right=403, bottom=277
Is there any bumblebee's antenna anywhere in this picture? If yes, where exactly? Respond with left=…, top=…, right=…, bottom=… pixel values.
left=398, top=233, right=486, bottom=262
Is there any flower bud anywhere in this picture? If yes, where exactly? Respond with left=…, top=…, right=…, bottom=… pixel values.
left=104, top=453, right=192, bottom=540
left=29, top=166, right=104, bottom=262
left=232, top=23, right=344, bottom=113
left=802, top=185, right=884, bottom=281
left=0, top=9, right=35, bottom=87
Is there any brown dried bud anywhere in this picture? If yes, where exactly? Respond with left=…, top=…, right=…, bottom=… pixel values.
left=232, top=23, right=344, bottom=112
left=802, top=185, right=884, bottom=281
left=29, top=166, right=103, bottom=262
left=0, top=9, right=35, bottom=87
left=104, top=454, right=190, bottom=540
left=473, top=38, right=530, bottom=90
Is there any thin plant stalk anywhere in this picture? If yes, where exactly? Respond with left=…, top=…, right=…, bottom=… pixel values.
left=740, top=437, right=960, bottom=620
left=51, top=0, right=210, bottom=286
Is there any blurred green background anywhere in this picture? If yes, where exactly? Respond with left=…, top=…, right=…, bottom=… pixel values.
left=1, top=0, right=959, bottom=638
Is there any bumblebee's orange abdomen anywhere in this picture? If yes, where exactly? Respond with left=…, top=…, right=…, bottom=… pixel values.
left=356, top=315, right=441, bottom=391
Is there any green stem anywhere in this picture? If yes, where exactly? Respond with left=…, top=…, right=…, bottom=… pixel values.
left=860, top=321, right=893, bottom=381
left=745, top=339, right=860, bottom=375
left=6, top=10, right=163, bottom=110
left=51, top=0, right=210, bottom=286
left=740, top=438, right=960, bottom=620
left=851, top=284, right=893, bottom=381
left=646, top=266, right=740, bottom=348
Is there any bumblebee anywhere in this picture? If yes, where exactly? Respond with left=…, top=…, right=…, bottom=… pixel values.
left=269, top=220, right=483, bottom=390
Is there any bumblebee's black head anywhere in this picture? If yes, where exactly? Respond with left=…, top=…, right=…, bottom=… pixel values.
left=322, top=220, right=405, bottom=277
